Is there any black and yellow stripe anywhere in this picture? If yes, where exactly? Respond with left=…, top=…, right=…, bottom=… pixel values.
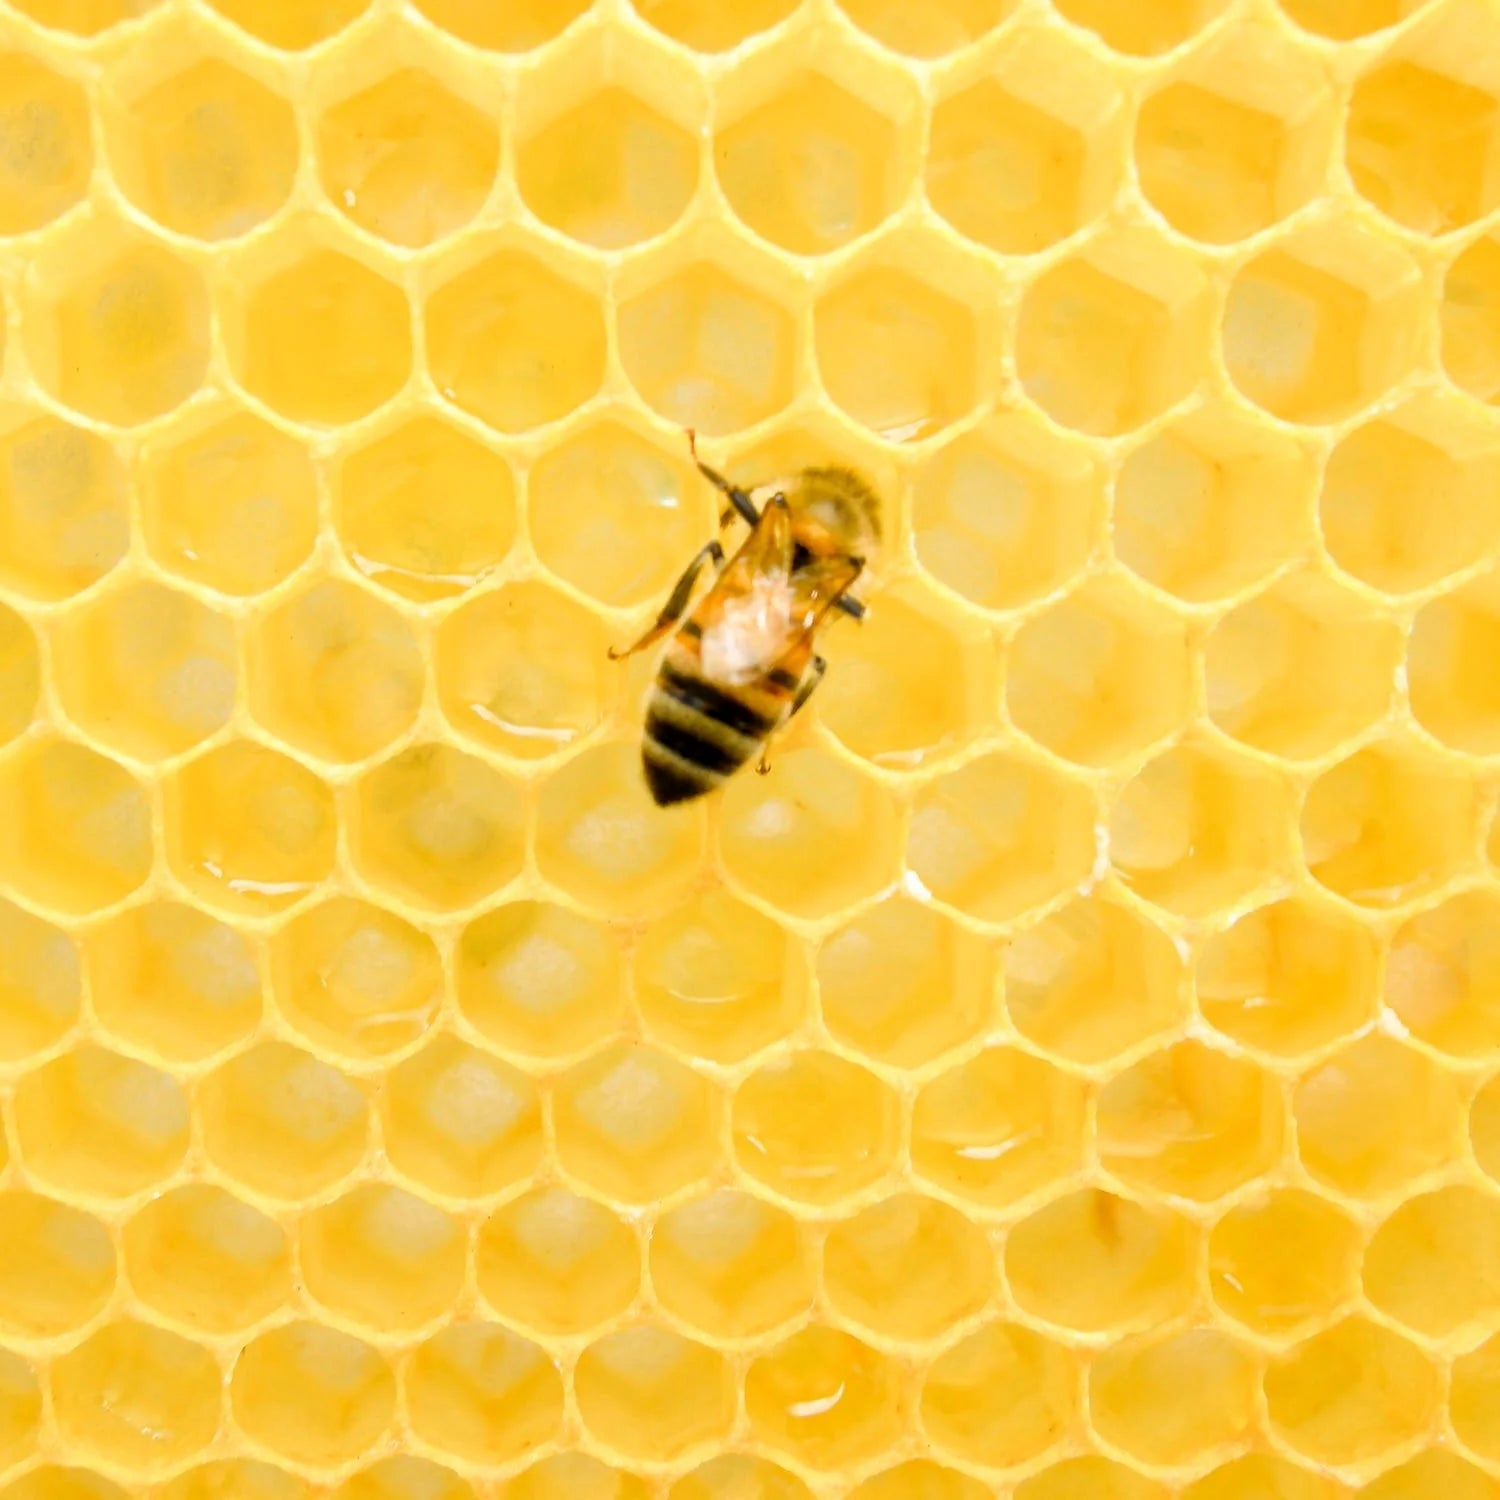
left=642, top=661, right=785, bottom=806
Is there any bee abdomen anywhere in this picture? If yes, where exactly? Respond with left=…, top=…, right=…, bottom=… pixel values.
left=642, top=669, right=772, bottom=806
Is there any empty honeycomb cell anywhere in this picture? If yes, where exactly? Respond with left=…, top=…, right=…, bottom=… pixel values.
left=0, top=1351, right=39, bottom=1475
left=1222, top=217, right=1424, bottom=426
left=412, top=0, right=592, bottom=50
left=0, top=1474, right=126, bottom=1500
left=475, top=1188, right=639, bottom=1336
left=1135, top=26, right=1336, bottom=245
left=1198, top=897, right=1377, bottom=1057
left=839, top=0, right=1021, bottom=53
left=1303, top=741, right=1477, bottom=908
left=50, top=1321, right=220, bottom=1475
left=1111, top=744, right=1293, bottom=918
left=824, top=1193, right=995, bottom=1342
left=51, top=580, right=236, bottom=763
left=0, top=1191, right=114, bottom=1339
left=1295, top=1034, right=1465, bottom=1198
left=0, top=608, right=38, bottom=749
left=1387, top=891, right=1500, bottom=1054
left=907, top=750, right=1096, bottom=925
left=333, top=1457, right=470, bottom=1500
left=911, top=1047, right=1087, bottom=1209
left=927, top=27, right=1122, bottom=255
left=921, top=1321, right=1076, bottom=1471
left=668, top=1456, right=810, bottom=1500
left=122, top=1184, right=290, bottom=1335
left=554, top=1041, right=718, bottom=1204
left=1443, top=232, right=1500, bottom=400
left=618, top=251, right=797, bottom=436
left=1050, top=0, right=1229, bottom=55
left=1277, top=0, right=1429, bottom=38
left=1090, top=1329, right=1258, bottom=1468
left=1454, top=1334, right=1500, bottom=1460
left=1473, top=1074, right=1500, bottom=1183
left=1016, top=1459, right=1168, bottom=1500
left=0, top=414, right=129, bottom=603
left=456, top=900, right=625, bottom=1060
left=154, top=1460, right=308, bottom=1500
left=203, top=0, right=370, bottom=47
left=319, top=69, right=498, bottom=249
left=1015, top=227, right=1211, bottom=437
left=576, top=1327, right=734, bottom=1462
left=249, top=579, right=424, bottom=767
left=1366, top=1452, right=1500, bottom=1500
left=199, top=1040, right=369, bottom=1201
left=21, top=217, right=210, bottom=427
left=1180, top=1455, right=1343, bottom=1500
left=1205, top=575, right=1402, bottom=761
left=818, top=896, right=995, bottom=1068
left=104, top=57, right=297, bottom=242
left=1097, top=1041, right=1284, bottom=1203
left=743, top=1325, right=898, bottom=1471
left=1007, top=575, right=1191, bottom=768
left=848, top=1465, right=989, bottom=1500
left=426, top=245, right=605, bottom=433
left=381, top=1035, right=543, bottom=1198
left=0, top=898, right=79, bottom=1062
left=338, top=416, right=516, bottom=605
left=714, top=745, right=897, bottom=917
left=1005, top=1189, right=1197, bottom=1334
left=1264, top=1316, right=1439, bottom=1466
left=231, top=1322, right=394, bottom=1470
left=1411, top=571, right=1500, bottom=753
left=650, top=1189, right=816, bottom=1339
left=527, top=416, right=709, bottom=610
left=505, top=1455, right=650, bottom=1500
left=734, top=1051, right=898, bottom=1206
left=87, top=900, right=260, bottom=1064
left=352, top=743, right=526, bottom=913
left=165, top=741, right=336, bottom=918
left=1005, top=896, right=1184, bottom=1066
left=0, top=54, right=91, bottom=236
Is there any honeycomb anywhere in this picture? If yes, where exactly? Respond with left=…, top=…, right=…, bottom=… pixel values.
left=6, top=0, right=1500, bottom=1495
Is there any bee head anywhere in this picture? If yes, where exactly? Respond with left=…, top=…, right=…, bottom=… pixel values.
left=777, top=466, right=882, bottom=566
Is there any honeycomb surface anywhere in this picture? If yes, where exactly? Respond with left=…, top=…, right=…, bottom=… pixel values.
left=7, top=0, right=1500, bottom=1494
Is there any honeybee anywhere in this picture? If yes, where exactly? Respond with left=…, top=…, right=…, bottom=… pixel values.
left=609, top=433, right=878, bottom=806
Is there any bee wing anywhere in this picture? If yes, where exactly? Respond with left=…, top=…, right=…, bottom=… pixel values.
left=785, top=554, right=864, bottom=637
left=711, top=493, right=794, bottom=600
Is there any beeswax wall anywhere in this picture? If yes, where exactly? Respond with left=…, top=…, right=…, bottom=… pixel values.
left=2, top=0, right=1500, bottom=1494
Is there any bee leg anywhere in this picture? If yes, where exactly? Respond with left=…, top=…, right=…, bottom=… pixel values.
left=687, top=428, right=760, bottom=528
left=756, top=656, right=827, bottom=777
left=607, top=539, right=725, bottom=660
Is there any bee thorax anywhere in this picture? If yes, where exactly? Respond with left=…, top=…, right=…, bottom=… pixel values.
left=699, top=575, right=793, bottom=684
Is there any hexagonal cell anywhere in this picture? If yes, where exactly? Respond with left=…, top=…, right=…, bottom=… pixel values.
left=849, top=1466, right=988, bottom=1500
left=576, top=1328, right=733, bottom=1463
left=1265, top=1317, right=1438, bottom=1466
left=412, top=0, right=592, bottom=50
left=1276, top=0, right=1428, bottom=38
left=0, top=1473, right=129, bottom=1500
left=338, top=416, right=516, bottom=604
left=1007, top=576, right=1190, bottom=768
left=1209, top=1188, right=1361, bottom=1339
left=319, top=69, right=497, bottom=248
left=250, top=581, right=423, bottom=767
left=1223, top=217, right=1424, bottom=425
left=123, top=1185, right=289, bottom=1335
left=1015, top=227, right=1212, bottom=436
left=1472, top=1073, right=1500, bottom=1184
left=554, top=1041, right=718, bottom=1204
left=744, top=1326, right=897, bottom=1471
left=1178, top=1458, right=1347, bottom=1500
left=0, top=413, right=129, bottom=602
left=819, top=896, right=994, bottom=1068
left=0, top=54, right=91, bottom=235
left=476, top=1188, right=639, bottom=1337
left=351, top=743, right=526, bottom=913
left=381, top=1035, right=543, bottom=1198
left=0, top=1191, right=114, bottom=1339
left=1302, top=741, right=1476, bottom=908
left=0, top=1350, right=39, bottom=1476
left=928, top=28, right=1122, bottom=254
left=1005, top=1189, right=1197, bottom=1334
left=156, top=1463, right=308, bottom=1500
left=52, top=580, right=236, bottom=763
left=618, top=255, right=797, bottom=436
left=912, top=1047, right=1087, bottom=1209
left=456, top=901, right=625, bottom=1060
left=199, top=1040, right=369, bottom=1202
left=105, top=58, right=297, bottom=240
left=636, top=892, right=806, bottom=1063
left=1015, top=1459, right=1168, bottom=1500
left=835, top=0, right=1015, bottom=53
left=1198, top=897, right=1378, bottom=1057
left=528, top=417, right=711, bottom=609
left=1090, top=1330, right=1257, bottom=1468
left=333, top=1458, right=471, bottom=1500
left=230, top=1322, right=394, bottom=1470
left=1441, top=231, right=1500, bottom=400
left=203, top=0, right=369, bottom=47
left=427, top=246, right=605, bottom=433
left=165, top=741, right=336, bottom=917
left=0, top=608, right=38, bottom=750
left=52, top=1321, right=220, bottom=1475
left=504, top=1456, right=650, bottom=1500
left=21, top=217, right=210, bottom=427
left=1411, top=570, right=1500, bottom=753
left=0, top=898, right=79, bottom=1064
left=668, top=1457, right=811, bottom=1500
left=733, top=1051, right=898, bottom=1206
left=1294, top=1035, right=1465, bottom=1198
left=1389, top=891, right=1500, bottom=1055
left=1454, top=1333, right=1500, bottom=1461
left=1136, top=26, right=1336, bottom=244
left=1111, top=744, right=1293, bottom=918
left=650, top=1189, right=815, bottom=1340
left=824, top=1194, right=995, bottom=1342
left=911, top=413, right=1101, bottom=613
left=405, top=1325, right=563, bottom=1467
left=1364, top=1453, right=1500, bottom=1500
left=1052, top=0, right=1228, bottom=53
left=907, top=750, right=1096, bottom=926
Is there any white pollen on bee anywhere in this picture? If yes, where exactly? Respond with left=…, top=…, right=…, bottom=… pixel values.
left=700, top=573, right=793, bottom=685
